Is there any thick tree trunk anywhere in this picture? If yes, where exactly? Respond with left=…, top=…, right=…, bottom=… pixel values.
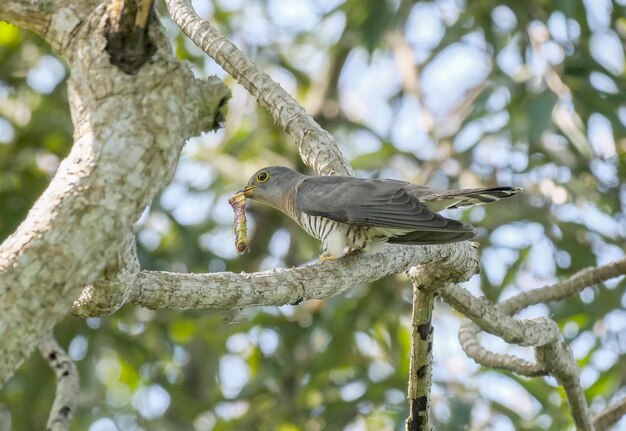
left=0, top=0, right=229, bottom=385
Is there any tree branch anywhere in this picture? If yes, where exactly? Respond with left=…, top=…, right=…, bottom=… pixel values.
left=535, top=341, right=594, bottom=431
left=126, top=243, right=479, bottom=310
left=451, top=290, right=593, bottom=429
left=593, top=397, right=626, bottom=431
left=0, top=1, right=229, bottom=386
left=164, top=0, right=353, bottom=177
left=458, top=320, right=545, bottom=376
left=458, top=257, right=626, bottom=376
left=2, top=0, right=100, bottom=53
left=65, top=243, right=480, bottom=317
left=453, top=257, right=626, bottom=429
left=499, top=257, right=626, bottom=315
left=441, top=284, right=560, bottom=347
left=39, top=334, right=79, bottom=431
left=72, top=233, right=139, bottom=317
left=404, top=268, right=450, bottom=431
left=405, top=285, right=435, bottom=431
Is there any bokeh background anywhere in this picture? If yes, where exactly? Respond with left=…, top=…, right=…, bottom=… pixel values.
left=1, top=0, right=625, bottom=430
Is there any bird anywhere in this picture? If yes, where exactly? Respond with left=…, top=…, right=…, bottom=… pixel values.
left=236, top=166, right=521, bottom=259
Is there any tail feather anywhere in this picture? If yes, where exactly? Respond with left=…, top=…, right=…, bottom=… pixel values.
left=387, top=227, right=477, bottom=245
left=417, top=186, right=522, bottom=211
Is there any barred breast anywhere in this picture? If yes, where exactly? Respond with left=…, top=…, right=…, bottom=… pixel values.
left=298, top=214, right=346, bottom=256
left=284, top=185, right=388, bottom=257
left=298, top=214, right=390, bottom=257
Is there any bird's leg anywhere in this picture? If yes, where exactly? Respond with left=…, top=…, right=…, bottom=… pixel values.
left=318, top=244, right=336, bottom=261
left=318, top=247, right=362, bottom=261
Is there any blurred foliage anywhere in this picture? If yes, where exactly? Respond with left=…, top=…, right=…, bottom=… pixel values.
left=1, top=0, right=626, bottom=430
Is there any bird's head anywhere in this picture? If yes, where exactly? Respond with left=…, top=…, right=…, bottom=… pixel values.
left=237, top=166, right=305, bottom=211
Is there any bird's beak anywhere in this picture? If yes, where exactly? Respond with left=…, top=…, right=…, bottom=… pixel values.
left=233, top=185, right=256, bottom=198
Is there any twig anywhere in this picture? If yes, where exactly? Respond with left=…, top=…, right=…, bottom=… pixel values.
left=458, top=320, right=545, bottom=376
left=164, top=0, right=353, bottom=177
left=457, top=257, right=626, bottom=378
left=450, top=283, right=594, bottom=429
left=452, top=256, right=626, bottom=430
left=441, top=283, right=560, bottom=347
left=535, top=341, right=594, bottom=431
left=39, top=334, right=79, bottom=431
left=593, top=397, right=626, bottom=431
left=499, top=257, right=626, bottom=315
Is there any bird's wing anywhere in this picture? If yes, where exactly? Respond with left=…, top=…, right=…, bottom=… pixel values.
left=294, top=176, right=473, bottom=233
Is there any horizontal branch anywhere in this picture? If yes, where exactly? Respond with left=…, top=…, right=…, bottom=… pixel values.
left=499, top=257, right=626, bottom=315
left=129, top=243, right=479, bottom=310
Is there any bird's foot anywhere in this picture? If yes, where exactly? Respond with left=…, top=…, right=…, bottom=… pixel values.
left=318, top=248, right=363, bottom=262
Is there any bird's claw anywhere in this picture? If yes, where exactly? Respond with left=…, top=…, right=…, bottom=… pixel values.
left=318, top=248, right=362, bottom=262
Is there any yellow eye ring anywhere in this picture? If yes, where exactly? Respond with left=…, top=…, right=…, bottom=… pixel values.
left=256, top=171, right=269, bottom=183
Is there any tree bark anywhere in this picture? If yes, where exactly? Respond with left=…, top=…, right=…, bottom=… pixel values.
left=0, top=0, right=229, bottom=386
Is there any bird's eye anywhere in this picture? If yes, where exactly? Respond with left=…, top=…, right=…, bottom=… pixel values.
left=256, top=171, right=269, bottom=183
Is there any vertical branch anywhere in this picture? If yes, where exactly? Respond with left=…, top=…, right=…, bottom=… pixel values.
left=39, top=334, right=79, bottom=431
left=406, top=279, right=436, bottom=431
left=535, top=341, right=594, bottom=431
left=405, top=252, right=479, bottom=430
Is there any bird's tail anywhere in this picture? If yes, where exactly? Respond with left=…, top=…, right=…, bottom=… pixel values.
left=418, top=187, right=522, bottom=211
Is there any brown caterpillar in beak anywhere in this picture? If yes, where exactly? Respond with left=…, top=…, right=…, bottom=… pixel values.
left=228, top=192, right=248, bottom=254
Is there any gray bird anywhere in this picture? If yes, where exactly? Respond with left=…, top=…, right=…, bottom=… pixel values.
left=237, top=166, right=521, bottom=259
